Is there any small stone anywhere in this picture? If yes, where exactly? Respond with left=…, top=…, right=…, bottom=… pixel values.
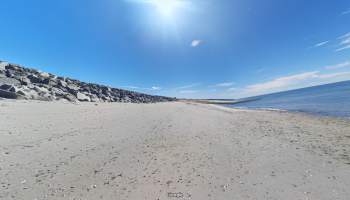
left=0, top=166, right=4, bottom=170
left=292, top=184, right=297, bottom=187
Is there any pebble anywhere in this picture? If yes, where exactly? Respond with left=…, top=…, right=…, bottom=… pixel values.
left=0, top=166, right=4, bottom=170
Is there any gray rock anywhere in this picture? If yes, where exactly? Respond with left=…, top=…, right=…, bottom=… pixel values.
left=70, top=99, right=80, bottom=103
left=57, top=76, right=66, bottom=81
left=90, top=97, right=100, bottom=102
left=0, top=84, right=13, bottom=90
left=28, top=75, right=45, bottom=83
left=42, top=78, right=58, bottom=86
left=0, top=89, right=28, bottom=100
left=64, top=93, right=77, bottom=101
left=0, top=61, right=8, bottom=71
left=21, top=78, right=31, bottom=85
left=40, top=72, right=50, bottom=77
left=9, top=86, right=20, bottom=93
left=58, top=80, right=67, bottom=88
left=58, top=98, right=68, bottom=102
left=76, top=92, right=90, bottom=101
left=0, top=74, right=6, bottom=78
left=0, top=78, right=21, bottom=87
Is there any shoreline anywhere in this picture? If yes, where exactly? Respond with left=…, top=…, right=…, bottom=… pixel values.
left=1, top=101, right=350, bottom=199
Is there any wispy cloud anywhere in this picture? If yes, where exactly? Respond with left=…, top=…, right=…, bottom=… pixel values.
left=121, top=86, right=139, bottom=89
left=228, top=88, right=244, bottom=91
left=191, top=40, right=202, bottom=47
left=246, top=71, right=319, bottom=92
left=209, top=82, right=235, bottom=87
left=316, top=71, right=350, bottom=78
left=254, top=68, right=267, bottom=74
left=170, top=83, right=201, bottom=91
left=325, top=61, right=350, bottom=69
left=341, top=8, right=350, bottom=15
left=307, top=41, right=329, bottom=49
left=303, top=34, right=319, bottom=40
left=209, top=90, right=217, bottom=92
left=120, top=86, right=161, bottom=90
left=262, top=73, right=294, bottom=81
left=335, top=45, right=350, bottom=51
left=338, top=32, right=350, bottom=39
left=180, top=91, right=199, bottom=93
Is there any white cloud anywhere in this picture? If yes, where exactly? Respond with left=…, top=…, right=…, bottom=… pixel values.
left=262, top=73, right=294, bottom=81
left=341, top=8, right=350, bottom=15
left=180, top=91, right=199, bottom=93
left=246, top=71, right=319, bottom=92
left=315, top=41, right=329, bottom=47
left=317, top=71, right=350, bottom=78
left=120, top=86, right=161, bottom=90
left=170, top=82, right=201, bottom=90
left=209, top=90, right=217, bottom=92
left=209, top=82, right=235, bottom=87
left=191, top=40, right=202, bottom=47
left=228, top=88, right=244, bottom=91
left=325, top=61, right=350, bottom=69
left=254, top=68, right=267, bottom=74
left=121, top=86, right=139, bottom=89
left=335, top=45, right=350, bottom=51
left=339, top=32, right=350, bottom=39
left=307, top=41, right=329, bottom=49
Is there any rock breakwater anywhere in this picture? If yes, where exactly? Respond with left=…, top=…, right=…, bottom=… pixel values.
left=0, top=61, right=177, bottom=103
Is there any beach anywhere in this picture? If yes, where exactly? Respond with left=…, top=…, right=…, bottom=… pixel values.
left=1, top=100, right=350, bottom=200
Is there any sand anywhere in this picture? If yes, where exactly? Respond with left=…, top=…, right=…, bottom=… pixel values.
left=0, top=100, right=349, bottom=200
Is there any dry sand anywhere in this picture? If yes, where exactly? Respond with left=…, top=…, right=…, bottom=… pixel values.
left=0, top=100, right=350, bottom=200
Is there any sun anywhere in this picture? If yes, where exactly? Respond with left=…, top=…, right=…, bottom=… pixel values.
left=153, top=0, right=179, bottom=15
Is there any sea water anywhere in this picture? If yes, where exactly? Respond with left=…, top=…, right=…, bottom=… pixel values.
left=219, top=80, right=350, bottom=120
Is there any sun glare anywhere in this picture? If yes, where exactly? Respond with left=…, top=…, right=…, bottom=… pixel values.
left=153, top=0, right=179, bottom=15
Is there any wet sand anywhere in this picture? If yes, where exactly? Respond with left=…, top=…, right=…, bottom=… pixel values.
left=0, top=100, right=350, bottom=199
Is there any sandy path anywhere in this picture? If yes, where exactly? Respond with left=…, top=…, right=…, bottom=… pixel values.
left=0, top=100, right=349, bottom=200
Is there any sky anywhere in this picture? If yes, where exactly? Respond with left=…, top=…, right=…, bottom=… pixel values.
left=0, top=0, right=349, bottom=99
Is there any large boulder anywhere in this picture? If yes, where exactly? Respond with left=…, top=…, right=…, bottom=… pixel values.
left=0, top=61, right=8, bottom=71
left=0, top=89, right=27, bottom=100
left=0, top=78, right=21, bottom=87
left=76, top=92, right=90, bottom=102
left=58, top=80, right=67, bottom=88
left=63, top=93, right=77, bottom=101
left=28, top=75, right=45, bottom=83
left=42, top=78, right=58, bottom=86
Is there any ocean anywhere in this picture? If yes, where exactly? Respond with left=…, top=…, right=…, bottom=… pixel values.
left=217, top=80, right=350, bottom=120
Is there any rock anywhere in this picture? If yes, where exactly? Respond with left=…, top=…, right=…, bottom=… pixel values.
left=20, top=78, right=31, bottom=85
left=58, top=98, right=68, bottom=102
left=70, top=99, right=80, bottom=103
left=56, top=76, right=66, bottom=81
left=42, top=78, right=58, bottom=86
left=0, top=89, right=28, bottom=100
left=0, top=61, right=8, bottom=71
left=28, top=75, right=45, bottom=83
left=40, top=72, right=50, bottom=77
left=64, top=93, right=77, bottom=101
left=0, top=78, right=21, bottom=87
left=76, top=92, right=90, bottom=102
left=58, top=80, right=67, bottom=88
left=0, top=84, right=13, bottom=90
left=0, top=74, right=6, bottom=78
left=9, top=86, right=20, bottom=93
left=90, top=97, right=100, bottom=102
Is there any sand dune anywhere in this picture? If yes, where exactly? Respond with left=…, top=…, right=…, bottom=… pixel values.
left=0, top=100, right=349, bottom=199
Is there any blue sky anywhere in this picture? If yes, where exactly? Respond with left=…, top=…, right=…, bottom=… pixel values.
left=1, top=0, right=349, bottom=99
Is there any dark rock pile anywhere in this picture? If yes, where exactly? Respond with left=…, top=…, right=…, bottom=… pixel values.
left=0, top=61, right=177, bottom=103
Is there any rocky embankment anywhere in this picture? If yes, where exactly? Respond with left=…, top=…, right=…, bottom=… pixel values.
left=0, top=61, right=177, bottom=103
